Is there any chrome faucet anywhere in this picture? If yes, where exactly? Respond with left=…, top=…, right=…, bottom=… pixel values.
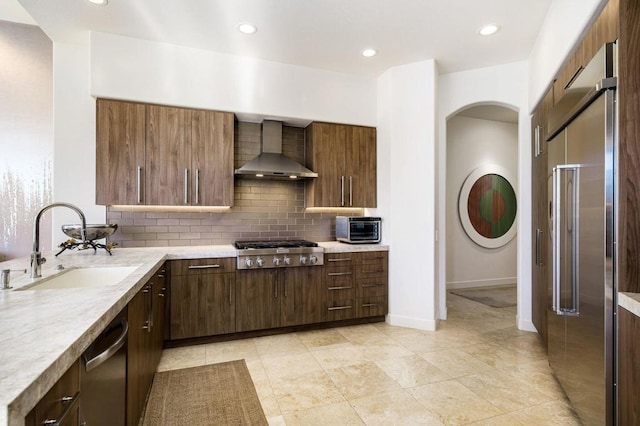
left=31, top=202, right=87, bottom=278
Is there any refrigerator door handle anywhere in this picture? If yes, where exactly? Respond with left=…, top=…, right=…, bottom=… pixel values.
left=552, top=164, right=581, bottom=316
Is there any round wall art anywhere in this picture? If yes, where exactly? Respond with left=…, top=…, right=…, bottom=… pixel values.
left=458, top=165, right=517, bottom=249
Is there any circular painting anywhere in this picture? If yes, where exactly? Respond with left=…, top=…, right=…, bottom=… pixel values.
left=459, top=165, right=517, bottom=248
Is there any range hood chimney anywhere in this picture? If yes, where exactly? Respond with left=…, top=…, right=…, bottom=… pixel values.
left=234, top=120, right=318, bottom=179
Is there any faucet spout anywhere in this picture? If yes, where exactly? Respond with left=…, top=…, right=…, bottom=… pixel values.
left=31, top=202, right=87, bottom=278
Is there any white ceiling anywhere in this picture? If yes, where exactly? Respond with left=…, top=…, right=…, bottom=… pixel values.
left=457, top=105, right=519, bottom=123
left=8, top=0, right=553, bottom=76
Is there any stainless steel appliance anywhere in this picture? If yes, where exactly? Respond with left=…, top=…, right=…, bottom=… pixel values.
left=80, top=308, right=128, bottom=426
left=234, top=240, right=324, bottom=269
left=336, top=216, right=381, bottom=244
left=545, top=42, right=617, bottom=425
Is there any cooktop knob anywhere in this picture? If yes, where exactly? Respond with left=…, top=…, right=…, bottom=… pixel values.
left=256, top=257, right=264, bottom=267
left=283, top=256, right=291, bottom=265
left=245, top=258, right=254, bottom=268
left=273, top=256, right=281, bottom=266
left=309, top=255, right=318, bottom=264
left=299, top=255, right=308, bottom=265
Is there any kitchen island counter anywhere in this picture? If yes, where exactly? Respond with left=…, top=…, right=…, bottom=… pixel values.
left=0, top=241, right=387, bottom=425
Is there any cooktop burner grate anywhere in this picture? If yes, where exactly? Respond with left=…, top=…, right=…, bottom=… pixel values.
left=234, top=239, right=318, bottom=250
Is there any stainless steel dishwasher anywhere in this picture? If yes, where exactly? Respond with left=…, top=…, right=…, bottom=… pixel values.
left=80, top=308, right=128, bottom=426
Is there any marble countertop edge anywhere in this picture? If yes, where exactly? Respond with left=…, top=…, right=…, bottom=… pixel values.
left=619, top=292, right=640, bottom=318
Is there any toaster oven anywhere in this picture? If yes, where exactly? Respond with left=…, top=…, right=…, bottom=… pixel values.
left=335, top=216, right=381, bottom=244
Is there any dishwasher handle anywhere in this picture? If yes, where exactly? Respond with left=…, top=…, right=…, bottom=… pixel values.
left=84, top=318, right=128, bottom=373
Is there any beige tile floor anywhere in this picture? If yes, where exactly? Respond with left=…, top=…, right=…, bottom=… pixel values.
left=157, top=291, right=580, bottom=425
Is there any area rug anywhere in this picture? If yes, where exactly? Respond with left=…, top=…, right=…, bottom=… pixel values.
left=450, top=285, right=517, bottom=308
left=142, top=360, right=268, bottom=426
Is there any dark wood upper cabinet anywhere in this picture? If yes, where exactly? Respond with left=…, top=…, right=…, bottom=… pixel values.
left=96, top=99, right=234, bottom=206
left=96, top=99, right=146, bottom=205
left=146, top=105, right=192, bottom=206
left=305, top=122, right=377, bottom=208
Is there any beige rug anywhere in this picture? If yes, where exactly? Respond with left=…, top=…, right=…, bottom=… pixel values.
left=450, top=285, right=517, bottom=308
left=142, top=360, right=268, bottom=426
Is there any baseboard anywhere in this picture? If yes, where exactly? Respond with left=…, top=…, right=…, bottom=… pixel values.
left=517, top=316, right=538, bottom=333
left=447, top=277, right=517, bottom=290
left=386, top=313, right=438, bottom=331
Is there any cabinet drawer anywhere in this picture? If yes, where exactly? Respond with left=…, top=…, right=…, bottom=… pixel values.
left=357, top=296, right=387, bottom=318
left=357, top=252, right=387, bottom=279
left=357, top=277, right=387, bottom=298
left=25, top=360, right=80, bottom=426
left=323, top=297, right=356, bottom=321
left=325, top=252, right=356, bottom=266
left=168, top=258, right=236, bottom=275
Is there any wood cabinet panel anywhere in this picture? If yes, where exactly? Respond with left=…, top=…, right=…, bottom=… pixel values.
left=356, top=296, right=388, bottom=318
left=618, top=306, right=640, bottom=424
left=146, top=105, right=192, bottom=205
left=25, top=361, right=80, bottom=426
left=169, top=272, right=235, bottom=339
left=96, top=99, right=146, bottom=205
left=281, top=267, right=323, bottom=326
left=305, top=122, right=377, bottom=208
left=126, top=284, right=151, bottom=426
left=235, top=269, right=281, bottom=332
left=168, top=257, right=236, bottom=276
left=191, top=110, right=235, bottom=206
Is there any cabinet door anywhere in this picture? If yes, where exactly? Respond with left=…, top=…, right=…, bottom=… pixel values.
left=305, top=122, right=346, bottom=207
left=236, top=269, right=281, bottom=332
left=146, top=105, right=192, bottom=205
left=281, top=267, right=323, bottom=326
left=346, top=125, right=377, bottom=207
left=96, top=99, right=146, bottom=205
left=127, top=284, right=152, bottom=426
left=152, top=269, right=167, bottom=368
left=191, top=110, right=234, bottom=206
left=170, top=272, right=235, bottom=339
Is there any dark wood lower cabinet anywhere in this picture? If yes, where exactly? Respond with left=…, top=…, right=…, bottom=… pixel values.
left=25, top=360, right=80, bottom=426
left=236, top=269, right=283, bottom=332
left=617, top=306, right=640, bottom=424
left=127, top=266, right=165, bottom=426
left=281, top=267, right=323, bottom=326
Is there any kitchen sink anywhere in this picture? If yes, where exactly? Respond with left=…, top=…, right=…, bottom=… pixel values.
left=18, top=266, right=140, bottom=290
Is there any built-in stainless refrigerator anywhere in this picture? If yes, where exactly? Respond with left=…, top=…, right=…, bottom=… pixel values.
left=545, top=42, right=617, bottom=425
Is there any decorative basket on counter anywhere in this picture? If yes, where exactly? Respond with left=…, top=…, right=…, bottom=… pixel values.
left=57, top=224, right=118, bottom=256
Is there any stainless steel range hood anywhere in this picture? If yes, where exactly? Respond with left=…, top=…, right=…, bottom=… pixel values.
left=234, top=120, right=318, bottom=179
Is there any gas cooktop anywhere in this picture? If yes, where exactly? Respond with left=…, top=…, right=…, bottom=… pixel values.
left=234, top=239, right=323, bottom=269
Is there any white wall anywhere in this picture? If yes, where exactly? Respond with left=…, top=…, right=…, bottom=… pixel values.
left=375, top=59, right=439, bottom=331
left=437, top=61, right=534, bottom=331
left=90, top=32, right=377, bottom=127
left=446, top=115, right=518, bottom=289
left=51, top=41, right=105, bottom=249
left=528, top=0, right=606, bottom=110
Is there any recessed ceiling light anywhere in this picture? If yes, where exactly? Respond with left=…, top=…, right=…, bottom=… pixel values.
left=88, top=0, right=108, bottom=5
left=361, top=48, right=377, bottom=58
left=238, top=23, right=258, bottom=34
left=479, top=24, right=499, bottom=36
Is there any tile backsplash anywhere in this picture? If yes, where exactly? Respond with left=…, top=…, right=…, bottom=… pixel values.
left=106, top=121, right=359, bottom=247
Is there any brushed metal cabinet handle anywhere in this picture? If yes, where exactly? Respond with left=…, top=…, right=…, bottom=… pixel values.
left=328, top=285, right=352, bottom=290
left=328, top=258, right=351, bottom=262
left=43, top=391, right=80, bottom=425
left=361, top=283, right=383, bottom=288
left=349, top=176, right=353, bottom=206
left=195, top=168, right=200, bottom=205
left=184, top=168, right=189, bottom=204
left=362, top=303, right=379, bottom=308
left=328, top=305, right=352, bottom=311
left=328, top=272, right=352, bottom=276
left=136, top=165, right=142, bottom=204
left=188, top=264, right=221, bottom=269
left=341, top=176, right=345, bottom=206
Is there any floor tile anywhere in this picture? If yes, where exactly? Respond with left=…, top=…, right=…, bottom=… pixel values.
left=350, top=390, right=444, bottom=425
left=418, top=348, right=494, bottom=378
left=204, top=338, right=259, bottom=364
left=261, top=350, right=323, bottom=380
left=270, top=370, right=346, bottom=412
left=309, top=342, right=368, bottom=369
left=282, top=401, right=365, bottom=425
left=325, top=361, right=403, bottom=399
left=374, top=354, right=450, bottom=388
left=253, top=333, right=307, bottom=356
left=156, top=344, right=206, bottom=372
left=297, top=328, right=349, bottom=349
left=410, top=379, right=504, bottom=425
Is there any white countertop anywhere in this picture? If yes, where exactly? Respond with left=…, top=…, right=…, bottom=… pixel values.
left=619, top=292, right=640, bottom=318
left=0, top=242, right=387, bottom=426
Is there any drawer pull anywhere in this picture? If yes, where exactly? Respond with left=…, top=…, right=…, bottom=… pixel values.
left=362, top=268, right=384, bottom=273
left=328, top=305, right=352, bottom=311
left=328, top=285, right=352, bottom=290
left=328, top=258, right=351, bottom=262
left=362, top=303, right=379, bottom=308
left=361, top=283, right=383, bottom=288
left=328, top=272, right=352, bottom=277
left=43, top=391, right=80, bottom=425
left=188, top=264, right=221, bottom=270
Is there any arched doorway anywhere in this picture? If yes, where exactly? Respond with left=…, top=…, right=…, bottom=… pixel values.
left=443, top=103, right=519, bottom=323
